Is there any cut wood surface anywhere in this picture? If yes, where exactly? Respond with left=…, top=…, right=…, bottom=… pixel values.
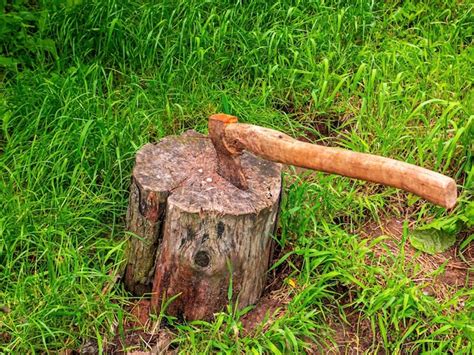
left=124, top=131, right=282, bottom=320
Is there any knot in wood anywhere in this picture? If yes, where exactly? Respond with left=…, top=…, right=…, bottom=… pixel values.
left=194, top=250, right=211, bottom=268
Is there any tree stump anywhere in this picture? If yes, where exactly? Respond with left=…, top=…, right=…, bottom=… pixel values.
left=124, top=130, right=282, bottom=321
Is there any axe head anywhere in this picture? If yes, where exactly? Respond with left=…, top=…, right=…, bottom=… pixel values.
left=208, top=114, right=248, bottom=190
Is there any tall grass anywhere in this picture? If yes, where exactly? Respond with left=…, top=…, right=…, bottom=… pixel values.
left=1, top=0, right=472, bottom=352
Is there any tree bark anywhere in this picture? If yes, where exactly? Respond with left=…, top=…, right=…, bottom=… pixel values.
left=124, top=130, right=282, bottom=321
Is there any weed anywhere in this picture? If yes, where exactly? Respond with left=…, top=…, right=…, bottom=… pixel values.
left=1, top=0, right=472, bottom=353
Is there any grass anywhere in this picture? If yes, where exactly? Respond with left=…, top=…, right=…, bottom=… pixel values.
left=1, top=0, right=473, bottom=353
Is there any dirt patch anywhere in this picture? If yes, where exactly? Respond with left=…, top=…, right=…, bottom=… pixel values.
left=240, top=241, right=301, bottom=332
left=315, top=308, right=377, bottom=354
left=240, top=287, right=292, bottom=333
left=359, top=218, right=473, bottom=303
left=273, top=95, right=359, bottom=145
left=76, top=300, right=175, bottom=354
left=297, top=110, right=354, bottom=145
left=0, top=331, right=12, bottom=344
left=102, top=300, right=175, bottom=354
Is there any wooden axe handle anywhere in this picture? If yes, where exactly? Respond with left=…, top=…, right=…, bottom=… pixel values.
left=209, top=114, right=457, bottom=209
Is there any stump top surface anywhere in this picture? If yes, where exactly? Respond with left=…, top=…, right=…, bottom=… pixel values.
left=133, top=131, right=282, bottom=215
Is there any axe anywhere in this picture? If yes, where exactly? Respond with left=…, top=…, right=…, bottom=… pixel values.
left=209, top=114, right=457, bottom=209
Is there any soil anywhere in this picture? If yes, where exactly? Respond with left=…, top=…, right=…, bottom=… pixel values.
left=312, top=218, right=473, bottom=354
left=78, top=217, right=471, bottom=354
left=98, top=300, right=175, bottom=354
left=240, top=291, right=289, bottom=333
left=316, top=307, right=377, bottom=354
left=273, top=95, right=359, bottom=146
left=239, top=242, right=299, bottom=332
left=359, top=218, right=473, bottom=302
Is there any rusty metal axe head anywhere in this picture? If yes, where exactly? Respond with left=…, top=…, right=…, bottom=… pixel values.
left=208, top=114, right=248, bottom=190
